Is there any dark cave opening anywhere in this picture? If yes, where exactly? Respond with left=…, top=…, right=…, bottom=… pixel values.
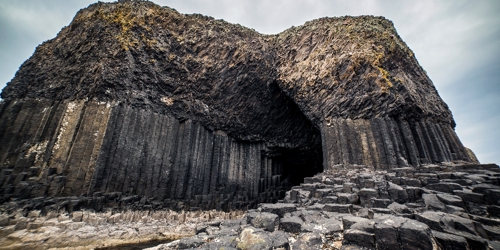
left=271, top=145, right=324, bottom=191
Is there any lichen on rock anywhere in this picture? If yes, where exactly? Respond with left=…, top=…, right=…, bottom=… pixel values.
left=0, top=3, right=491, bottom=250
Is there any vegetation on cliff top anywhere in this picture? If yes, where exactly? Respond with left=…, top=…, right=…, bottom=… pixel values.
left=2, top=0, right=453, bottom=127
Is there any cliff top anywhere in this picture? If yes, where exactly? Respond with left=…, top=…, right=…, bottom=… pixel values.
left=1, top=0, right=454, bottom=129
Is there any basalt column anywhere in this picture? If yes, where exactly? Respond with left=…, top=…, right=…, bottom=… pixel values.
left=0, top=1, right=478, bottom=207
left=320, top=118, right=472, bottom=169
left=0, top=99, right=322, bottom=209
left=276, top=16, right=477, bottom=169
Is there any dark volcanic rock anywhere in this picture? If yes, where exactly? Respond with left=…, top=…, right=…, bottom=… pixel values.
left=0, top=0, right=480, bottom=208
left=343, top=229, right=375, bottom=248
left=433, top=231, right=468, bottom=250
left=292, top=232, right=323, bottom=250
left=1, top=163, right=499, bottom=250
left=144, top=164, right=499, bottom=250
left=246, top=211, right=278, bottom=232
left=279, top=216, right=304, bottom=233
left=0, top=1, right=323, bottom=209
left=0, top=1, right=498, bottom=249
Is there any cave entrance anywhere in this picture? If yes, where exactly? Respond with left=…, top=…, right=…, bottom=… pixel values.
left=270, top=145, right=324, bottom=193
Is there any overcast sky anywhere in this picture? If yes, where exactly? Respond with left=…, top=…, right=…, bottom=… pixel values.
left=0, top=0, right=499, bottom=165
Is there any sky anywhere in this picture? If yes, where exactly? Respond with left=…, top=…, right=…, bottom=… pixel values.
left=0, top=0, right=499, bottom=164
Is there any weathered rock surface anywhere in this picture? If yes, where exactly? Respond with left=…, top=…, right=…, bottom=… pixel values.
left=0, top=1, right=497, bottom=249
left=0, top=207, right=244, bottom=250
left=0, top=0, right=479, bottom=209
left=145, top=163, right=499, bottom=250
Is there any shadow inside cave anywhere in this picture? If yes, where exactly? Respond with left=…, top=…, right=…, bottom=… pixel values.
left=268, top=144, right=324, bottom=198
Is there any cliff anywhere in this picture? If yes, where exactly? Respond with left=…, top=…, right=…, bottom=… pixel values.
left=0, top=0, right=476, bottom=209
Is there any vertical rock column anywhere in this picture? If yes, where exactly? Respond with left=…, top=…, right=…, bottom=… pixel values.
left=0, top=100, right=113, bottom=198
left=89, top=104, right=289, bottom=209
left=321, top=118, right=474, bottom=170
left=0, top=100, right=296, bottom=209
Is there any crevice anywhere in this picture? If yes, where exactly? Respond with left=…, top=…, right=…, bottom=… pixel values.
left=267, top=142, right=324, bottom=193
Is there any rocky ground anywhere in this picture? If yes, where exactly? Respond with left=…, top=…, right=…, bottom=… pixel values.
left=150, top=163, right=500, bottom=250
left=0, top=208, right=244, bottom=250
left=0, top=163, right=499, bottom=249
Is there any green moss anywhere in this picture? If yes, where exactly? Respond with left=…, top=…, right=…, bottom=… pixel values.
left=371, top=51, right=393, bottom=93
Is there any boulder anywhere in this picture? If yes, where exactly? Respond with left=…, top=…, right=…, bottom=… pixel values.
left=343, top=183, right=357, bottom=193
left=323, top=204, right=353, bottom=213
left=422, top=194, right=446, bottom=210
left=372, top=199, right=392, bottom=208
left=269, top=231, right=290, bottom=249
left=436, top=193, right=465, bottom=208
left=247, top=212, right=279, bottom=232
left=292, top=232, right=323, bottom=250
left=387, top=182, right=408, bottom=203
left=488, top=205, right=500, bottom=217
left=484, top=225, right=500, bottom=241
left=236, top=226, right=273, bottom=250
left=322, top=196, right=338, bottom=203
left=343, top=229, right=375, bottom=249
left=314, top=188, right=334, bottom=198
left=350, top=220, right=376, bottom=234
left=374, top=222, right=399, bottom=250
left=432, top=231, right=468, bottom=250
left=387, top=202, right=411, bottom=214
left=405, top=187, right=423, bottom=202
left=358, top=188, right=378, bottom=207
left=405, top=178, right=422, bottom=187
left=357, top=208, right=374, bottom=219
left=485, top=189, right=500, bottom=205
left=398, top=219, right=434, bottom=250
left=259, top=204, right=297, bottom=218
left=177, top=237, right=206, bottom=249
left=337, top=193, right=360, bottom=204
left=279, top=216, right=304, bottom=233
left=342, top=215, right=371, bottom=230
left=426, top=183, right=463, bottom=193
left=453, top=190, right=485, bottom=204
left=303, top=218, right=343, bottom=235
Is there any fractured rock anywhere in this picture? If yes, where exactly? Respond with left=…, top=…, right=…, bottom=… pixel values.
left=236, top=226, right=273, bottom=250
left=399, top=219, right=434, bottom=250
left=436, top=193, right=465, bottom=208
left=259, top=204, right=297, bottom=218
left=292, top=232, right=323, bottom=250
left=343, top=229, right=375, bottom=249
left=432, top=231, right=468, bottom=250
left=246, top=212, right=279, bottom=232
left=387, top=182, right=408, bottom=204
left=323, top=204, right=353, bottom=213
left=359, top=188, right=378, bottom=207
left=279, top=216, right=304, bottom=233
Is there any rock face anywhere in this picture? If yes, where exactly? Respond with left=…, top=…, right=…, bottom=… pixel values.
left=0, top=206, right=244, bottom=250
left=276, top=17, right=473, bottom=168
left=0, top=0, right=479, bottom=210
left=149, top=163, right=500, bottom=250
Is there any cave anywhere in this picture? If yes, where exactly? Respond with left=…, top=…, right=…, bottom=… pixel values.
left=271, top=146, right=324, bottom=188
left=0, top=0, right=478, bottom=211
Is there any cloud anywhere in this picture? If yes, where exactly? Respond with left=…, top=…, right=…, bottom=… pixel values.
left=0, top=0, right=97, bottom=87
left=0, top=0, right=499, bottom=164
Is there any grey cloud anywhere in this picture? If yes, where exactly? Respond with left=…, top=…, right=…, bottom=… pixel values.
left=0, top=0, right=97, bottom=88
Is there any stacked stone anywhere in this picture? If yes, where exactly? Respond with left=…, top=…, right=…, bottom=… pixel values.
left=0, top=101, right=296, bottom=210
left=0, top=208, right=244, bottom=249
left=321, top=118, right=475, bottom=169
left=155, top=163, right=500, bottom=250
